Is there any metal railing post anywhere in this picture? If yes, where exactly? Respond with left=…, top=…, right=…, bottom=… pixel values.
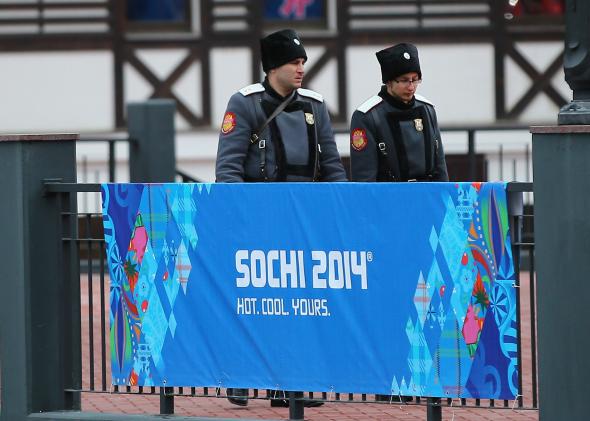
left=160, top=387, right=174, bottom=415
left=0, top=134, right=80, bottom=421
left=127, top=99, right=176, bottom=183
left=288, top=391, right=304, bottom=421
left=533, top=125, right=590, bottom=420
left=426, top=397, right=442, bottom=421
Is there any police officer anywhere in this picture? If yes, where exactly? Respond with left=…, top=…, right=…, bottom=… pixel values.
left=216, top=28, right=345, bottom=407
left=216, top=29, right=347, bottom=183
left=350, top=43, right=446, bottom=404
left=349, top=43, right=448, bottom=182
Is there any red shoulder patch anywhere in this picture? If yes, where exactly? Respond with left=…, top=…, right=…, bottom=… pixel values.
left=221, top=112, right=236, bottom=135
left=351, top=128, right=368, bottom=151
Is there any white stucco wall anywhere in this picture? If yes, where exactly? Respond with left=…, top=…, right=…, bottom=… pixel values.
left=0, top=51, right=114, bottom=132
left=0, top=42, right=569, bottom=133
left=0, top=41, right=567, bottom=211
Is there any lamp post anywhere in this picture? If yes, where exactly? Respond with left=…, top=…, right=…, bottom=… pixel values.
left=558, top=0, right=590, bottom=124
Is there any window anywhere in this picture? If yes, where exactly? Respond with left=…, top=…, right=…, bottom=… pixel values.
left=126, top=0, right=191, bottom=32
left=506, top=0, right=564, bottom=19
left=264, top=0, right=328, bottom=29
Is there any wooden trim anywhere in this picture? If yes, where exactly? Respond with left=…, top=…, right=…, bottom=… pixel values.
left=125, top=46, right=205, bottom=126
left=0, top=134, right=79, bottom=142
left=0, top=0, right=568, bottom=127
left=0, top=17, right=109, bottom=25
left=247, top=0, right=263, bottom=84
left=0, top=35, right=112, bottom=51
left=112, top=0, right=125, bottom=128
left=506, top=48, right=566, bottom=119
left=302, top=49, right=333, bottom=83
left=0, top=2, right=107, bottom=10
left=153, top=50, right=199, bottom=96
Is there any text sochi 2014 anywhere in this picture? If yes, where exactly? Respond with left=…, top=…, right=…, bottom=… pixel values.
left=235, top=250, right=370, bottom=289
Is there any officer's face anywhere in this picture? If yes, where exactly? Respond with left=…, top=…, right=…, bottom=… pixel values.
left=270, top=58, right=306, bottom=96
left=386, top=71, right=420, bottom=103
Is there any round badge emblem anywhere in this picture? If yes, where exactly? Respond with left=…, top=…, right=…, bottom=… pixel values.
left=221, top=112, right=236, bottom=135
left=351, top=128, right=368, bottom=151
left=403, top=52, right=410, bottom=60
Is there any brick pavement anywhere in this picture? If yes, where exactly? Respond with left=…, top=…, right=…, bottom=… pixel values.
left=81, top=392, right=539, bottom=421
left=77, top=271, right=539, bottom=421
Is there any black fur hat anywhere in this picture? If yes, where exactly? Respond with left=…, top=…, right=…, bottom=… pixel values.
left=260, top=29, right=307, bottom=72
left=376, top=43, right=422, bottom=83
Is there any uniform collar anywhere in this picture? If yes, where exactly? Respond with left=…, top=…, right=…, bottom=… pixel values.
left=263, top=78, right=295, bottom=101
left=378, top=85, right=415, bottom=109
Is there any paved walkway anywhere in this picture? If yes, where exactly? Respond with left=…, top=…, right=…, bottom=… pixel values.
left=79, top=269, right=539, bottom=421
left=82, top=392, right=539, bottom=420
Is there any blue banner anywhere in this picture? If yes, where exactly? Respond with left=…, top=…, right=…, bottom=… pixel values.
left=102, top=182, right=518, bottom=399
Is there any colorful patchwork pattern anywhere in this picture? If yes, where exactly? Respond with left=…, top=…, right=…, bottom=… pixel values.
left=391, top=183, right=517, bottom=399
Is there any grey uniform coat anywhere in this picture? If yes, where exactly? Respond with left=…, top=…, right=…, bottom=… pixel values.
left=349, top=87, right=448, bottom=182
left=216, top=81, right=347, bottom=182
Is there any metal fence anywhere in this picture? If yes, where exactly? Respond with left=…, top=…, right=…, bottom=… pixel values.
left=47, top=181, right=536, bottom=421
left=76, top=124, right=535, bottom=213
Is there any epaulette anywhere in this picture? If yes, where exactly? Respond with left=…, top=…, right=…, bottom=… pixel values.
left=356, top=95, right=383, bottom=113
left=415, top=94, right=435, bottom=107
left=297, top=88, right=323, bottom=102
left=239, top=83, right=265, bottom=96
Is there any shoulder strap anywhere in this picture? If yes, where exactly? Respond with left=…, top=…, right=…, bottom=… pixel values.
left=370, top=109, right=401, bottom=181
left=248, top=89, right=296, bottom=181
left=308, top=101, right=320, bottom=181
left=250, top=90, right=296, bottom=145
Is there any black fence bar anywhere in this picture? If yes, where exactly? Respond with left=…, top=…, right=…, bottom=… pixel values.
left=60, top=186, right=83, bottom=410
left=513, top=217, right=525, bottom=408
left=77, top=136, right=130, bottom=184
left=528, top=244, right=538, bottom=409
left=45, top=182, right=102, bottom=193
left=288, top=391, right=304, bottom=421
left=508, top=181, right=536, bottom=410
left=336, top=123, right=534, bottom=183
left=499, top=144, right=504, bottom=180
left=80, top=125, right=535, bottom=189
left=108, top=140, right=115, bottom=182
left=99, top=241, right=107, bottom=391
left=426, top=397, right=442, bottom=421
left=160, top=387, right=174, bottom=415
left=468, top=129, right=476, bottom=180
left=86, top=215, right=95, bottom=391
